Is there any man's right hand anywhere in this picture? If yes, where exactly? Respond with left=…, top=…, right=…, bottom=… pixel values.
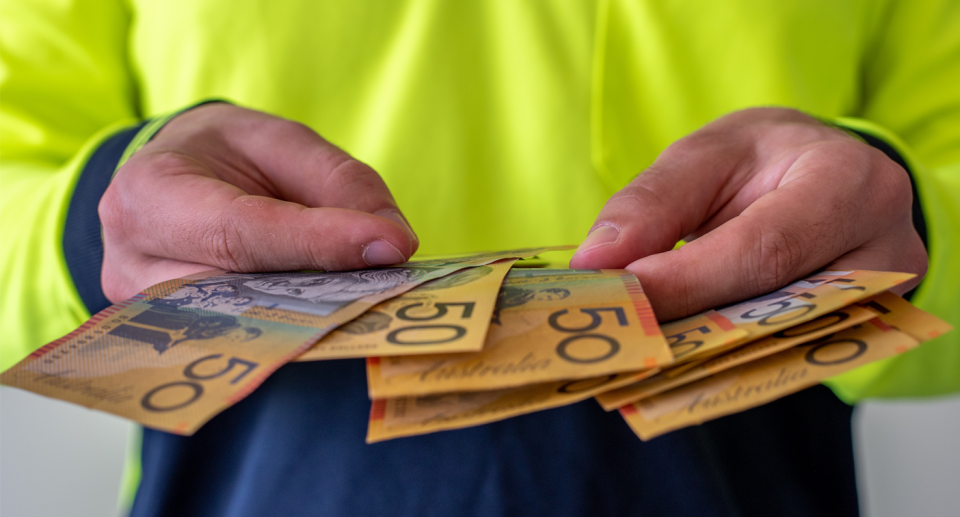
left=99, top=103, right=419, bottom=303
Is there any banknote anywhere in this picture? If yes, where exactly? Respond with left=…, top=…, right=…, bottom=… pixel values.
left=857, top=291, right=954, bottom=342
left=0, top=296, right=324, bottom=434
left=141, top=246, right=573, bottom=331
left=0, top=247, right=571, bottom=434
left=366, top=269, right=672, bottom=398
left=593, top=311, right=746, bottom=410
left=367, top=369, right=661, bottom=443
left=297, top=260, right=515, bottom=360
left=711, top=270, right=913, bottom=345
left=595, top=303, right=877, bottom=410
left=619, top=317, right=930, bottom=440
left=659, top=311, right=747, bottom=362
left=654, top=310, right=751, bottom=378
left=593, top=270, right=914, bottom=408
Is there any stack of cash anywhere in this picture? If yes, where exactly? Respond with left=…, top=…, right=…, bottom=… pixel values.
left=1, top=247, right=950, bottom=444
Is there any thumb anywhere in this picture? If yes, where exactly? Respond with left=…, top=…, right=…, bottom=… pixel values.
left=107, top=153, right=418, bottom=273
left=158, top=104, right=420, bottom=250
left=569, top=137, right=745, bottom=270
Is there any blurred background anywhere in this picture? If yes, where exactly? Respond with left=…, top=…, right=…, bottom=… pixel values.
left=2, top=386, right=958, bottom=517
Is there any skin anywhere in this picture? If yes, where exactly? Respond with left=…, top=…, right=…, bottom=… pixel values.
left=100, top=103, right=419, bottom=303
left=569, top=107, right=927, bottom=321
left=102, top=105, right=927, bottom=323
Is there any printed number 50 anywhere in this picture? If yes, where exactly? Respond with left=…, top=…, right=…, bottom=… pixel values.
left=386, top=302, right=476, bottom=345
left=141, top=354, right=258, bottom=412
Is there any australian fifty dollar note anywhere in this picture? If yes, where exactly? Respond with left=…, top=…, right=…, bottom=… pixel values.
left=366, top=268, right=673, bottom=398
left=619, top=294, right=952, bottom=440
left=298, top=260, right=516, bottom=360
left=595, top=270, right=915, bottom=410
left=1, top=247, right=571, bottom=434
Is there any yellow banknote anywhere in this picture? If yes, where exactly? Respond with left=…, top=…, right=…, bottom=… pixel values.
left=0, top=297, right=324, bottom=434
left=712, top=270, right=913, bottom=343
left=140, top=246, right=574, bottom=331
left=593, top=269, right=907, bottom=411
left=661, top=311, right=748, bottom=362
left=620, top=317, right=928, bottom=440
left=596, top=304, right=878, bottom=410
left=367, top=369, right=660, bottom=443
left=366, top=269, right=671, bottom=398
left=297, top=260, right=515, bottom=360
left=858, top=291, right=954, bottom=342
left=649, top=269, right=914, bottom=372
left=1, top=247, right=572, bottom=435
left=594, top=310, right=748, bottom=410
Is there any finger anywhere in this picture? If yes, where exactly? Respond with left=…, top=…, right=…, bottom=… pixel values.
left=826, top=230, right=928, bottom=295
left=156, top=105, right=418, bottom=246
left=102, top=166, right=416, bottom=273
left=621, top=166, right=914, bottom=321
left=568, top=108, right=847, bottom=270
left=569, top=126, right=753, bottom=270
left=264, top=125, right=420, bottom=248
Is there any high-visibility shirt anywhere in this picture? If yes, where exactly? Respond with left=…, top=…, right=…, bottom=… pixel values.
left=2, top=1, right=958, bottom=515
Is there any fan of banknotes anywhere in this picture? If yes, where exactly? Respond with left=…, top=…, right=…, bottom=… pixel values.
left=2, top=246, right=951, bottom=443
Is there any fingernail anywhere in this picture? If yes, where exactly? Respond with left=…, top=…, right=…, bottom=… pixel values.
left=363, top=239, right=406, bottom=266
left=376, top=209, right=419, bottom=245
left=574, top=225, right=620, bottom=255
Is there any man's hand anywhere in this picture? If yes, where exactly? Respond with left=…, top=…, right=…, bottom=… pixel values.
left=570, top=108, right=927, bottom=322
left=99, top=103, right=418, bottom=303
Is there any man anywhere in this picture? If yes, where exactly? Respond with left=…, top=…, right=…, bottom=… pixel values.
left=2, top=1, right=957, bottom=516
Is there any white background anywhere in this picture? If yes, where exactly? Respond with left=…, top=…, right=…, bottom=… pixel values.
left=1, top=387, right=959, bottom=517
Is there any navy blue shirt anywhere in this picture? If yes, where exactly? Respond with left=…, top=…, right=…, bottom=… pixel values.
left=129, top=359, right=858, bottom=517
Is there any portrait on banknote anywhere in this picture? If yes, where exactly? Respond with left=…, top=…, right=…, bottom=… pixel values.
left=157, top=268, right=430, bottom=316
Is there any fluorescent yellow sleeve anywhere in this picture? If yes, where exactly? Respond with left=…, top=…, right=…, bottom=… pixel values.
left=824, top=0, right=960, bottom=401
left=825, top=120, right=960, bottom=402
left=0, top=0, right=138, bottom=370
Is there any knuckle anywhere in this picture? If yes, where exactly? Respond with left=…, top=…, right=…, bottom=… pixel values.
left=285, top=118, right=317, bottom=135
left=276, top=119, right=319, bottom=141
left=324, top=156, right=384, bottom=194
left=137, top=149, right=203, bottom=174
left=252, top=117, right=321, bottom=153
left=98, top=183, right=126, bottom=231
left=99, top=151, right=197, bottom=232
left=604, top=179, right=686, bottom=242
left=671, top=260, right=708, bottom=316
left=302, top=237, right=341, bottom=271
left=665, top=131, right=726, bottom=157
left=609, top=182, right=665, bottom=209
left=817, top=141, right=914, bottom=230
left=908, top=249, right=929, bottom=279
left=868, top=150, right=913, bottom=213
left=901, top=238, right=929, bottom=279
left=205, top=206, right=249, bottom=271
left=99, top=246, right=134, bottom=303
left=660, top=129, right=754, bottom=175
left=100, top=270, right=127, bottom=304
left=834, top=142, right=912, bottom=210
left=752, top=225, right=806, bottom=293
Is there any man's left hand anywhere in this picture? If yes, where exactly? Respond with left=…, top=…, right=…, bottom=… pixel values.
left=570, top=107, right=927, bottom=322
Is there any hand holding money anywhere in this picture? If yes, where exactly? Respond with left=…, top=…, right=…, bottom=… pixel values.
left=0, top=248, right=568, bottom=433
left=1, top=248, right=949, bottom=444
left=99, top=102, right=419, bottom=303
left=569, top=107, right=927, bottom=322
